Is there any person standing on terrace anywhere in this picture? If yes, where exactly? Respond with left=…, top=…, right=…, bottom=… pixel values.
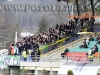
left=89, top=15, right=95, bottom=32
left=16, top=40, right=23, bottom=55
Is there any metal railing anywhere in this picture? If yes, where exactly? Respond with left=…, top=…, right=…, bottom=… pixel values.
left=18, top=54, right=100, bottom=63
left=40, top=36, right=70, bottom=54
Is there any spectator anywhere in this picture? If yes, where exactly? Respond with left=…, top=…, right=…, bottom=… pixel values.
left=88, top=49, right=94, bottom=62
left=16, top=42, right=23, bottom=55
left=91, top=45, right=98, bottom=54
left=84, top=13, right=89, bottom=21
left=89, top=35, right=94, bottom=41
left=9, top=17, right=90, bottom=62
left=22, top=49, right=28, bottom=61
left=14, top=44, right=19, bottom=55
left=61, top=47, right=69, bottom=59
left=96, top=34, right=100, bottom=41
left=10, top=44, right=15, bottom=55
left=8, top=43, right=13, bottom=55
left=27, top=50, right=32, bottom=62
left=36, top=49, right=41, bottom=62
left=86, top=38, right=89, bottom=45
left=96, top=39, right=100, bottom=44
left=79, top=40, right=88, bottom=48
left=83, top=39, right=87, bottom=44
left=33, top=41, right=39, bottom=50
left=89, top=15, right=95, bottom=32
left=31, top=49, right=35, bottom=62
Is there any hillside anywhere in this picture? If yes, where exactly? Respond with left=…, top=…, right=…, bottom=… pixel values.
left=3, top=0, right=69, bottom=33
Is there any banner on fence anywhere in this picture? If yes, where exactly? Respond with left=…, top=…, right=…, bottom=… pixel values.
left=0, top=55, right=20, bottom=69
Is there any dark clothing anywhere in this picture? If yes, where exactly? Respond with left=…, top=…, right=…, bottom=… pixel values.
left=97, top=40, right=100, bottom=44
left=79, top=44, right=88, bottom=48
left=64, top=48, right=69, bottom=53
left=18, top=47, right=22, bottom=55
left=31, top=50, right=35, bottom=61
left=36, top=50, right=41, bottom=62
left=90, top=17, right=95, bottom=32
left=33, top=44, right=39, bottom=50
left=89, top=38, right=94, bottom=41
left=93, top=47, right=98, bottom=54
left=61, top=48, right=69, bottom=58
left=24, top=43, right=31, bottom=51
left=90, top=17, right=95, bottom=26
left=83, top=39, right=86, bottom=44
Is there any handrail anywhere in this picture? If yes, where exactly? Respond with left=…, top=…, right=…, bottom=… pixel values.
left=5, top=54, right=100, bottom=63
left=41, top=32, right=95, bottom=58
left=39, top=25, right=92, bottom=54
left=80, top=27, right=90, bottom=32
left=39, top=36, right=70, bottom=55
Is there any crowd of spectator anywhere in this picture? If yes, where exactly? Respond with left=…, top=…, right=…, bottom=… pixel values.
left=79, top=34, right=100, bottom=62
left=8, top=15, right=93, bottom=62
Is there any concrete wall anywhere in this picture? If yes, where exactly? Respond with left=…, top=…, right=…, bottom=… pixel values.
left=10, top=69, right=18, bottom=75
left=0, top=69, right=58, bottom=75
left=0, top=69, right=4, bottom=75
left=52, top=71, right=58, bottom=75
left=37, top=70, right=44, bottom=75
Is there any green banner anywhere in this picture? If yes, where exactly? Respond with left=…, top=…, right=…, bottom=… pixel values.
left=3, top=55, right=20, bottom=69
left=0, top=61, right=4, bottom=69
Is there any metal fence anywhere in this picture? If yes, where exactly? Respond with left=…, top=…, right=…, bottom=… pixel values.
left=18, top=54, right=100, bottom=63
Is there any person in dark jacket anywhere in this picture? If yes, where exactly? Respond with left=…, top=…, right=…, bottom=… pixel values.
left=36, top=49, right=41, bottom=62
left=79, top=42, right=88, bottom=48
left=89, top=35, right=94, bottom=41
left=91, top=45, right=98, bottom=54
left=61, top=47, right=69, bottom=59
left=31, top=49, right=35, bottom=62
left=33, top=42, right=39, bottom=51
left=89, top=16, right=95, bottom=32
left=24, top=41, right=31, bottom=52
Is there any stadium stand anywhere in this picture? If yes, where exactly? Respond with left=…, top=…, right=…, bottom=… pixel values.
left=8, top=14, right=96, bottom=63
left=59, top=33, right=100, bottom=62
